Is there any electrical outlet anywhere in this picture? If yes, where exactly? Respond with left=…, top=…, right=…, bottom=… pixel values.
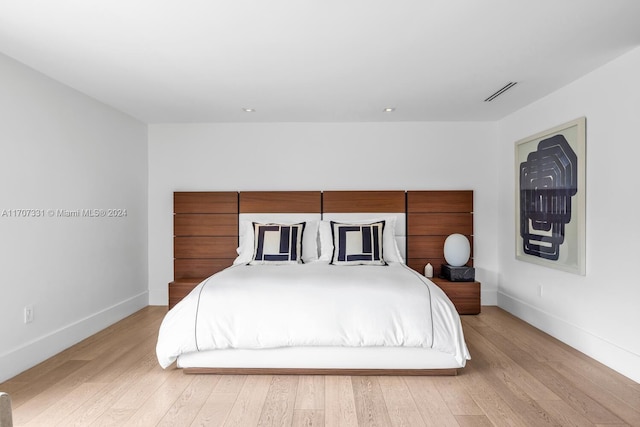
left=24, top=305, right=34, bottom=323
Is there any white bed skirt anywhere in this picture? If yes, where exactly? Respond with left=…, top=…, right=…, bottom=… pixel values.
left=177, top=346, right=465, bottom=370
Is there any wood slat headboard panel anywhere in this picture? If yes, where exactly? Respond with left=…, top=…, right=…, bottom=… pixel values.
left=240, top=191, right=322, bottom=213
left=174, top=259, right=235, bottom=280
left=322, top=191, right=405, bottom=213
left=406, top=190, right=474, bottom=276
left=173, top=190, right=474, bottom=280
left=174, top=213, right=238, bottom=236
left=174, top=192, right=239, bottom=279
left=407, top=190, right=472, bottom=213
left=174, top=191, right=238, bottom=214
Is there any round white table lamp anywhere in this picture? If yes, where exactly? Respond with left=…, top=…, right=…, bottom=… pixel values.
left=443, top=233, right=470, bottom=267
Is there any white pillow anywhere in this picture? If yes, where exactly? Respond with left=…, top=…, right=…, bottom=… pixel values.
left=234, top=220, right=319, bottom=265
left=318, top=217, right=404, bottom=263
left=233, top=220, right=255, bottom=265
left=318, top=221, right=334, bottom=262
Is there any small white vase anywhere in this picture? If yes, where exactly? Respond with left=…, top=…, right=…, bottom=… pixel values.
left=424, top=262, right=433, bottom=278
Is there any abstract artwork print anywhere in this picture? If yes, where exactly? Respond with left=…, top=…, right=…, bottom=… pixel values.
left=515, top=117, right=586, bottom=275
left=519, top=134, right=577, bottom=260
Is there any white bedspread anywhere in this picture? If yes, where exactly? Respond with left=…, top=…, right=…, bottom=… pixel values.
left=156, top=263, right=470, bottom=368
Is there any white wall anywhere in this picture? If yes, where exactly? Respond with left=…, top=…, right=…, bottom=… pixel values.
left=0, top=53, right=148, bottom=382
left=148, top=121, right=500, bottom=305
left=497, top=47, right=640, bottom=382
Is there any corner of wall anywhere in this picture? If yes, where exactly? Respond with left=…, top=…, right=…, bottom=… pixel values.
left=0, top=292, right=148, bottom=383
left=498, top=290, right=640, bottom=384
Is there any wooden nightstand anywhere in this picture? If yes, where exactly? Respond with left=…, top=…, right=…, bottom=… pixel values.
left=430, top=277, right=481, bottom=315
left=169, top=278, right=205, bottom=309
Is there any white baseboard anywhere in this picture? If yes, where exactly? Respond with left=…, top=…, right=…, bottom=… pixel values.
left=498, top=291, right=640, bottom=384
left=0, top=292, right=148, bottom=383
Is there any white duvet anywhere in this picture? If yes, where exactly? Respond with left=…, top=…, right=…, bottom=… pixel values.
left=156, top=263, right=470, bottom=368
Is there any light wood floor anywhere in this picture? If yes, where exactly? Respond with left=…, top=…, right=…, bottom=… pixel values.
left=1, top=306, right=639, bottom=426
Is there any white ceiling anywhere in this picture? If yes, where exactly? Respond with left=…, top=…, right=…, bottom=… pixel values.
left=1, top=0, right=639, bottom=123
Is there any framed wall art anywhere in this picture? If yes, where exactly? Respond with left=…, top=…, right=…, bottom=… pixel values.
left=515, top=117, right=586, bottom=275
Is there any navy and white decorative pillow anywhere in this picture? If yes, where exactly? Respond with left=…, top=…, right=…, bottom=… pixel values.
left=330, top=221, right=386, bottom=265
left=250, top=222, right=305, bottom=265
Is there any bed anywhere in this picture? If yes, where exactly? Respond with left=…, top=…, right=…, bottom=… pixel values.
left=157, top=190, right=472, bottom=375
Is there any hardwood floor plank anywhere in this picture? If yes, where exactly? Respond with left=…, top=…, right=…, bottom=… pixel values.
left=377, top=376, right=426, bottom=427
left=464, top=341, right=561, bottom=427
left=156, top=374, right=220, bottom=427
left=84, top=368, right=167, bottom=426
left=184, top=375, right=248, bottom=426
left=91, top=407, right=137, bottom=427
left=551, top=358, right=640, bottom=411
left=70, top=308, right=166, bottom=362
left=547, top=361, right=640, bottom=426
left=55, top=383, right=128, bottom=426
left=463, top=308, right=573, bottom=363
left=526, top=361, right=624, bottom=425
left=23, top=382, right=105, bottom=427
left=294, top=375, right=324, bottom=410
left=6, top=358, right=69, bottom=387
left=467, top=322, right=624, bottom=425
left=222, top=375, right=272, bottom=427
left=257, top=375, right=298, bottom=426
left=465, top=308, right=640, bottom=425
left=9, top=360, right=89, bottom=412
left=457, top=361, right=533, bottom=427
left=213, top=375, right=247, bottom=394
left=61, top=357, right=161, bottom=426
left=463, top=325, right=560, bottom=401
left=433, top=376, right=484, bottom=416
left=455, top=414, right=495, bottom=427
left=463, top=395, right=527, bottom=427
left=404, top=376, right=459, bottom=426
left=124, top=368, right=194, bottom=426
left=102, top=362, right=173, bottom=412
left=325, top=376, right=358, bottom=427
left=189, top=392, right=237, bottom=427
left=83, top=333, right=162, bottom=385
left=351, top=376, right=393, bottom=426
left=291, top=409, right=324, bottom=427
left=535, top=399, right=595, bottom=427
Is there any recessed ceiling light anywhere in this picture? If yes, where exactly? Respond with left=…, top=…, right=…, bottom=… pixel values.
left=383, top=107, right=395, bottom=113
left=243, top=108, right=256, bottom=112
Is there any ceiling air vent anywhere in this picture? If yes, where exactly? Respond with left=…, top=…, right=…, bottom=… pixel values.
left=484, top=82, right=517, bottom=102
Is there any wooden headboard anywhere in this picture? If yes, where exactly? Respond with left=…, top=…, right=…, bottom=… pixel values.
left=406, top=191, right=473, bottom=276
left=173, top=190, right=473, bottom=282
left=323, top=191, right=406, bottom=213
left=173, top=192, right=238, bottom=280
left=240, top=191, right=322, bottom=213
